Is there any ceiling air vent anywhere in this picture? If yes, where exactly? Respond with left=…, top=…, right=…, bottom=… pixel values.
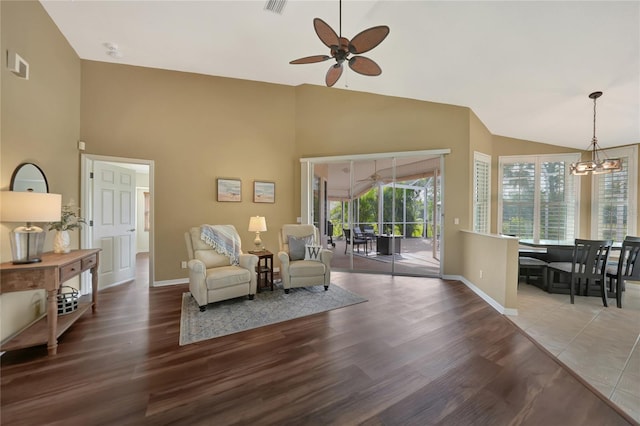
left=264, top=0, right=286, bottom=14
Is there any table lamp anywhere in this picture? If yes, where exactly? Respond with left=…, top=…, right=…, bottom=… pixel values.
left=248, top=216, right=267, bottom=251
left=1, top=191, right=62, bottom=263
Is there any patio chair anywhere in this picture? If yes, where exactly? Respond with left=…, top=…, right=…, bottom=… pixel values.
left=605, top=236, right=640, bottom=308
left=343, top=228, right=368, bottom=255
left=547, top=239, right=613, bottom=306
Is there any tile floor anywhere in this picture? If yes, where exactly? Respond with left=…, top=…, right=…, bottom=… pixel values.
left=507, top=282, right=640, bottom=423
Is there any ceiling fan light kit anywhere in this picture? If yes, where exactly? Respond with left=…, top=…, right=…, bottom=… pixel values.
left=290, top=1, right=389, bottom=87
left=569, top=91, right=622, bottom=176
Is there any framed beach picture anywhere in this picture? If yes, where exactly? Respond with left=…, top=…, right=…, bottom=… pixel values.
left=253, top=181, right=275, bottom=203
left=217, top=178, right=242, bottom=202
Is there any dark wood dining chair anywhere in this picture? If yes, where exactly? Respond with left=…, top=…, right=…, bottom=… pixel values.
left=547, top=239, right=613, bottom=306
left=606, top=236, right=640, bottom=308
left=343, top=228, right=368, bottom=255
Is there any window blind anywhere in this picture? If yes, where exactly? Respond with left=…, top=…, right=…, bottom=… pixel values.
left=498, top=153, right=579, bottom=242
left=539, top=161, right=575, bottom=241
left=595, top=157, right=629, bottom=242
left=501, top=162, right=535, bottom=239
left=473, top=153, right=490, bottom=233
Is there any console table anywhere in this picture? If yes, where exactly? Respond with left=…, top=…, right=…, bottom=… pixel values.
left=0, top=249, right=100, bottom=355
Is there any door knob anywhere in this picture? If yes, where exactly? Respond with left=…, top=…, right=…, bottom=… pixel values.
left=128, top=229, right=136, bottom=232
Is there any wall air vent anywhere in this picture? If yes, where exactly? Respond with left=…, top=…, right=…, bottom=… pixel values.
left=7, top=50, right=29, bottom=79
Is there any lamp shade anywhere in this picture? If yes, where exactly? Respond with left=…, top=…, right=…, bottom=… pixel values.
left=248, top=216, right=267, bottom=232
left=1, top=191, right=62, bottom=223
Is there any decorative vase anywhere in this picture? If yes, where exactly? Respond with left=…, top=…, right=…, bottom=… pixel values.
left=53, top=230, right=71, bottom=254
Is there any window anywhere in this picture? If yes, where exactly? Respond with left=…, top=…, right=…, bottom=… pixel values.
left=473, top=152, right=491, bottom=233
left=592, top=146, right=638, bottom=242
left=498, top=153, right=580, bottom=242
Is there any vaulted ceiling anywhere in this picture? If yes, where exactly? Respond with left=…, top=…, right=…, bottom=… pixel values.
left=41, top=1, right=638, bottom=150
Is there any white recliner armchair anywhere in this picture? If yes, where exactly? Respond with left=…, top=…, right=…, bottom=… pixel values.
left=278, top=224, right=333, bottom=293
left=185, top=226, right=258, bottom=311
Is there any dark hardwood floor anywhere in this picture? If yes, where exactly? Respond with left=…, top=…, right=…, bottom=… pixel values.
left=1, top=258, right=634, bottom=425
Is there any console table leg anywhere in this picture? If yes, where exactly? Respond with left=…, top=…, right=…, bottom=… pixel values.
left=46, top=288, right=58, bottom=355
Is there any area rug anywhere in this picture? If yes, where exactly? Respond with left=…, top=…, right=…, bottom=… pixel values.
left=179, top=284, right=367, bottom=346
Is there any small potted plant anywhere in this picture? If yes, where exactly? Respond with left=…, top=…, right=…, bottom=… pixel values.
left=48, top=202, right=86, bottom=253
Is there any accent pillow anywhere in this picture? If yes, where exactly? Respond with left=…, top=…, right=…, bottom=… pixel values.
left=288, top=235, right=313, bottom=260
left=304, top=245, right=322, bottom=262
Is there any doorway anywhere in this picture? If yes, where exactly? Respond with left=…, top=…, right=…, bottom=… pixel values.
left=303, top=149, right=448, bottom=277
left=80, top=154, right=155, bottom=293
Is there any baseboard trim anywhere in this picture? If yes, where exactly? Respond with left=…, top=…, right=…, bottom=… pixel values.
left=443, top=274, right=518, bottom=316
left=154, top=279, right=188, bottom=287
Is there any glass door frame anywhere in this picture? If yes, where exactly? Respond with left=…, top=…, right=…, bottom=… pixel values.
left=300, top=149, right=449, bottom=277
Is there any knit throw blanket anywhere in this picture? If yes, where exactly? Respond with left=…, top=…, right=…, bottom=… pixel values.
left=200, top=225, right=240, bottom=266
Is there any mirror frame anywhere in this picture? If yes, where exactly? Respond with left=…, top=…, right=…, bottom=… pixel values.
left=10, top=162, right=49, bottom=193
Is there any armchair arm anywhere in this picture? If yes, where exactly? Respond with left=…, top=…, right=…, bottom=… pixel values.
left=187, top=259, right=207, bottom=307
left=239, top=253, right=259, bottom=295
left=278, top=251, right=291, bottom=288
left=320, top=249, right=333, bottom=286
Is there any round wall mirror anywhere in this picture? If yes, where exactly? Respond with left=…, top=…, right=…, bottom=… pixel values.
left=10, top=163, right=49, bottom=193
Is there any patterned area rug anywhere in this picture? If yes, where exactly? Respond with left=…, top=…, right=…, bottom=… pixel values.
left=179, top=284, right=367, bottom=345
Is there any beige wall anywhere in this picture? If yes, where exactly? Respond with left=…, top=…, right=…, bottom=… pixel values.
left=461, top=231, right=519, bottom=311
left=80, top=61, right=297, bottom=283
left=1, top=0, right=81, bottom=341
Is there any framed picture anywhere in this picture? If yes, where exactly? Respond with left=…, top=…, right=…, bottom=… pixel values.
left=253, top=181, right=275, bottom=203
left=217, top=178, right=242, bottom=202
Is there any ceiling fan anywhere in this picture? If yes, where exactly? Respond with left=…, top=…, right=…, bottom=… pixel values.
left=357, top=160, right=390, bottom=186
left=289, top=0, right=390, bottom=87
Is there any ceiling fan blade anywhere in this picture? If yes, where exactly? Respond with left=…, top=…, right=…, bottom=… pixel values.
left=325, top=63, right=343, bottom=87
left=314, top=18, right=339, bottom=50
left=348, top=56, right=382, bottom=76
left=289, top=55, right=331, bottom=65
left=349, top=25, right=390, bottom=54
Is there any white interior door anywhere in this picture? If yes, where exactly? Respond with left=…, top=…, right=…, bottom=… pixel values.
left=92, top=162, right=136, bottom=288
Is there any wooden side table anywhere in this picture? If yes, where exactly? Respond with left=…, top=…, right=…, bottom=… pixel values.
left=249, top=250, right=273, bottom=292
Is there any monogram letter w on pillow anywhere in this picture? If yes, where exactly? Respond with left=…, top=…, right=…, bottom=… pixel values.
left=304, top=244, right=322, bottom=261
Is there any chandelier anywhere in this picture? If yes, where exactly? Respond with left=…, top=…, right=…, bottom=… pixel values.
left=570, top=91, right=621, bottom=176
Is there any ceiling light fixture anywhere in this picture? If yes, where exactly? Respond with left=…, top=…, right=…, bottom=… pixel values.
left=570, top=91, right=621, bottom=176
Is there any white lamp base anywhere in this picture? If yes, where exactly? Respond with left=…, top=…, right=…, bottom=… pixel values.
left=254, top=232, right=263, bottom=250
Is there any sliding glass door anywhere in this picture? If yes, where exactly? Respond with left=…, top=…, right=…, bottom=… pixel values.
left=304, top=151, right=444, bottom=277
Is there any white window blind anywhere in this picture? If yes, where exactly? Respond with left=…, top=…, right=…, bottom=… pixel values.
left=500, top=161, right=535, bottom=239
left=592, top=146, right=638, bottom=242
left=498, top=154, right=579, bottom=242
left=473, top=152, right=491, bottom=233
left=539, top=160, right=576, bottom=241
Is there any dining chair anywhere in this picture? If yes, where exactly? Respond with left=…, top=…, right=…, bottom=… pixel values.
left=547, top=239, right=613, bottom=306
left=605, top=236, right=640, bottom=308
